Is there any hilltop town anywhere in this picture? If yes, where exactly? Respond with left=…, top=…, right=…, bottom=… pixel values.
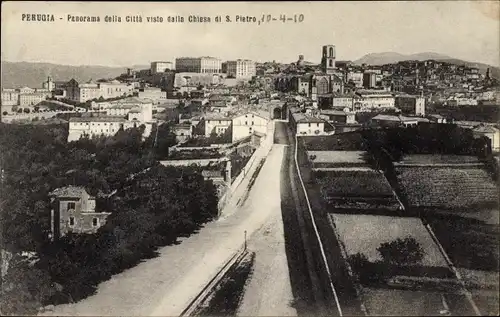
left=1, top=44, right=499, bottom=317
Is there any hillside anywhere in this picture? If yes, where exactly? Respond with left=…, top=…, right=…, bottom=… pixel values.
left=354, top=52, right=500, bottom=78
left=0, top=61, right=148, bottom=89
left=354, top=52, right=454, bottom=65
left=437, top=58, right=500, bottom=79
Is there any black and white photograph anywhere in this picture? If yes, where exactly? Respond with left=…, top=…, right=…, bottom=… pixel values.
left=1, top=1, right=499, bottom=316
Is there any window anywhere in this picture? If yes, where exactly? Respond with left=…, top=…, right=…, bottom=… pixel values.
left=92, top=217, right=99, bottom=227
left=317, top=123, right=320, bottom=127
left=308, top=123, right=311, bottom=127
left=252, top=121, right=254, bottom=125
left=69, top=216, right=75, bottom=227
left=67, top=202, right=76, bottom=210
left=245, top=121, right=248, bottom=125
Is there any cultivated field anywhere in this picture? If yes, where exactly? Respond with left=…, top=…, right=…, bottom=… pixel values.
left=300, top=132, right=365, bottom=151
left=395, top=166, right=498, bottom=211
left=395, top=154, right=481, bottom=165
left=329, top=214, right=447, bottom=267
left=395, top=162, right=499, bottom=311
left=362, top=288, right=452, bottom=316
left=307, top=150, right=369, bottom=169
left=315, top=169, right=401, bottom=211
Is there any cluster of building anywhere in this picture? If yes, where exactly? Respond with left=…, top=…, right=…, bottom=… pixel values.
left=1, top=86, right=52, bottom=109
left=67, top=97, right=155, bottom=142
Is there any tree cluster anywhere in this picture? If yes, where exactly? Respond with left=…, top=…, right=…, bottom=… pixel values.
left=0, top=122, right=218, bottom=315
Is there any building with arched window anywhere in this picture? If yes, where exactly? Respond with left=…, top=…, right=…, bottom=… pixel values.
left=321, top=45, right=336, bottom=74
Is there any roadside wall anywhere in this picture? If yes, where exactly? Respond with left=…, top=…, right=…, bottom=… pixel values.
left=217, top=120, right=275, bottom=213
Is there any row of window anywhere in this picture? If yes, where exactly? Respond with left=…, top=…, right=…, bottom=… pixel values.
left=68, top=216, right=99, bottom=227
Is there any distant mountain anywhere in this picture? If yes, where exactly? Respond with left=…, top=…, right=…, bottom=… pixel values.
left=0, top=61, right=149, bottom=89
left=354, top=52, right=454, bottom=65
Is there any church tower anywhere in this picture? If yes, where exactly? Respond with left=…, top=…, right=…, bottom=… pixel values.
left=321, top=45, right=336, bottom=74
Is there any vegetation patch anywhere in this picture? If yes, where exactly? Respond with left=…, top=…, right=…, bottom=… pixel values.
left=347, top=237, right=455, bottom=288
left=194, top=252, right=255, bottom=316
left=301, top=132, right=366, bottom=151
left=395, top=166, right=499, bottom=211
left=0, top=123, right=219, bottom=315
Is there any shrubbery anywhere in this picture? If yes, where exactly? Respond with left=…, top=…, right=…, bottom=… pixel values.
left=345, top=237, right=456, bottom=288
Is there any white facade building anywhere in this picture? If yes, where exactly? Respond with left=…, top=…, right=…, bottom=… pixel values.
left=175, top=57, right=222, bottom=74
left=68, top=103, right=154, bottom=142
left=355, top=90, right=395, bottom=111
left=150, top=61, right=174, bottom=74
left=138, top=88, right=167, bottom=101
left=226, top=59, right=256, bottom=79
left=1, top=89, right=19, bottom=106
left=232, top=112, right=268, bottom=142
left=203, top=114, right=232, bottom=136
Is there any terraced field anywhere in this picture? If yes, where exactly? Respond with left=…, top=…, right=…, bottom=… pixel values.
left=307, top=150, right=370, bottom=169
left=315, top=169, right=401, bottom=211
left=395, top=163, right=499, bottom=312
left=301, top=132, right=365, bottom=151
left=395, top=166, right=498, bottom=210
left=395, top=154, right=480, bottom=165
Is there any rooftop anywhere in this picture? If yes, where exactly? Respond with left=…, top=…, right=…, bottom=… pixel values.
left=473, top=125, right=500, bottom=134
left=292, top=112, right=325, bottom=123
left=49, top=186, right=92, bottom=198
left=320, top=110, right=352, bottom=116
left=69, top=116, right=128, bottom=123
left=372, top=114, right=430, bottom=123
left=204, top=112, right=232, bottom=121
left=356, top=89, right=394, bottom=97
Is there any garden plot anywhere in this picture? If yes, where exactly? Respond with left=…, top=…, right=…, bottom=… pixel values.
left=362, top=287, right=451, bottom=316
left=395, top=166, right=498, bottom=211
left=329, top=214, right=447, bottom=267
left=315, top=169, right=394, bottom=198
left=395, top=154, right=481, bottom=165
left=301, top=132, right=365, bottom=151
left=307, top=150, right=370, bottom=169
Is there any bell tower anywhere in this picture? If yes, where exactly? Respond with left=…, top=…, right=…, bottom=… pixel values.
left=321, top=45, right=336, bottom=74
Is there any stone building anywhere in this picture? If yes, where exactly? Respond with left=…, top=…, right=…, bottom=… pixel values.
left=49, top=186, right=111, bottom=240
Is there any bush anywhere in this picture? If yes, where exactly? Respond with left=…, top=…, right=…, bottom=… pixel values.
left=377, top=236, right=425, bottom=266
left=348, top=253, right=386, bottom=285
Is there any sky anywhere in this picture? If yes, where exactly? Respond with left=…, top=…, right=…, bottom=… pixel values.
left=1, top=1, right=499, bottom=67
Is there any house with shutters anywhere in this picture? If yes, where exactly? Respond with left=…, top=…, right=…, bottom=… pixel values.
left=49, top=186, right=111, bottom=240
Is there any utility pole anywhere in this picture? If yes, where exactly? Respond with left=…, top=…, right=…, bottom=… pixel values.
left=244, top=230, right=247, bottom=250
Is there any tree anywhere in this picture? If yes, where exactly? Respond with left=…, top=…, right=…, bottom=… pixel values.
left=377, top=236, right=425, bottom=266
left=24, top=108, right=31, bottom=114
left=0, top=255, right=56, bottom=315
left=2, top=111, right=7, bottom=116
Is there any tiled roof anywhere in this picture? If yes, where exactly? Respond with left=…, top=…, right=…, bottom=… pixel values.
left=320, top=110, right=351, bottom=116
left=69, top=116, right=128, bottom=122
left=292, top=112, right=325, bottom=123
left=49, top=186, right=91, bottom=198
left=204, top=112, right=232, bottom=120
left=473, top=125, right=500, bottom=134
left=109, top=104, right=136, bottom=109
